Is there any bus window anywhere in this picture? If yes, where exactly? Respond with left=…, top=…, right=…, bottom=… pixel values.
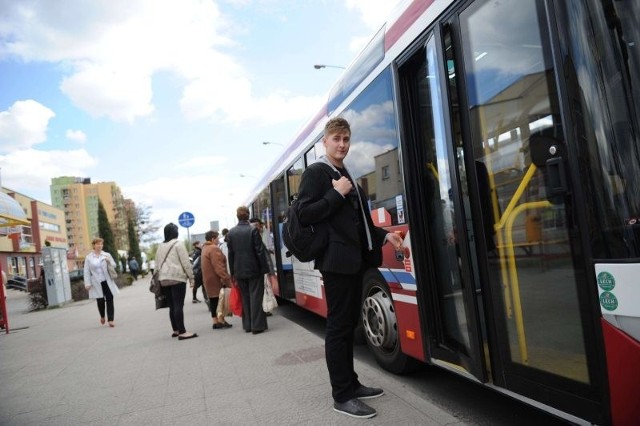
left=305, top=143, right=317, bottom=166
left=340, top=67, right=405, bottom=225
left=558, top=0, right=640, bottom=259
left=305, top=139, right=326, bottom=167
left=287, top=158, right=304, bottom=202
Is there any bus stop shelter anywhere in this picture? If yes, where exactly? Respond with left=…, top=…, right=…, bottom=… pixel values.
left=0, top=191, right=30, bottom=333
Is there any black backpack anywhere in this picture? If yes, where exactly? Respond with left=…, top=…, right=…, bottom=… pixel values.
left=282, top=163, right=335, bottom=262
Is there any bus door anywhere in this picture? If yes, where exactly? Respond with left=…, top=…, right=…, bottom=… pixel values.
left=270, top=173, right=296, bottom=300
left=451, top=0, right=603, bottom=421
left=398, top=32, right=486, bottom=379
left=399, top=0, right=604, bottom=421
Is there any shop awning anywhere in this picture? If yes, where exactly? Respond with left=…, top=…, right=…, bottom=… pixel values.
left=0, top=192, right=30, bottom=228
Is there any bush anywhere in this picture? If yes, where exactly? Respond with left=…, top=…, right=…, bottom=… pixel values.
left=28, top=278, right=48, bottom=311
left=71, top=280, right=89, bottom=301
left=117, top=274, right=134, bottom=287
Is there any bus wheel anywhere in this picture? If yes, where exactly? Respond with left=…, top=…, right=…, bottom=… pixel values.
left=361, top=270, right=418, bottom=374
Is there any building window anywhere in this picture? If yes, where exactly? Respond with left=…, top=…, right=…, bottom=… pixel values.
left=382, top=165, right=390, bottom=180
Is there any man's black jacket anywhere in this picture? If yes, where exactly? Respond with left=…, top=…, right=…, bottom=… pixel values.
left=297, top=162, right=387, bottom=274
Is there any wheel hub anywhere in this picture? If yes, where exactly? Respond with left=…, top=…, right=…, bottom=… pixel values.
left=362, top=289, right=397, bottom=350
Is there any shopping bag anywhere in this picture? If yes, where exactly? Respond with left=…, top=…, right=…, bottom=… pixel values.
left=262, top=275, right=278, bottom=313
left=229, top=283, right=242, bottom=317
left=216, top=288, right=232, bottom=318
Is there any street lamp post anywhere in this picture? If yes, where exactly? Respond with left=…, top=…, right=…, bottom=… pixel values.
left=313, top=64, right=346, bottom=70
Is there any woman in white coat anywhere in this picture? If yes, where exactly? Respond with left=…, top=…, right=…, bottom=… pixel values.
left=83, top=238, right=119, bottom=327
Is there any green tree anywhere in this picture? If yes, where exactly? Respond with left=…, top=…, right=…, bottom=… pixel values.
left=127, top=217, right=142, bottom=266
left=98, top=200, right=118, bottom=262
left=135, top=203, right=161, bottom=245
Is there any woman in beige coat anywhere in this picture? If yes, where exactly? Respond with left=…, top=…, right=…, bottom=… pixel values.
left=155, top=223, right=197, bottom=340
left=201, top=230, right=232, bottom=329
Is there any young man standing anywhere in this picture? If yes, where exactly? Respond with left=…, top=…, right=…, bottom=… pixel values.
left=296, top=117, right=404, bottom=418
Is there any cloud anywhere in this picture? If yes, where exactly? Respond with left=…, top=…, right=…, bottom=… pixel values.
left=66, top=129, right=87, bottom=143
left=60, top=66, right=155, bottom=123
left=0, top=100, right=55, bottom=153
left=175, top=155, right=228, bottom=170
left=0, top=0, right=320, bottom=126
left=0, top=1, right=401, bottom=127
left=123, top=171, right=248, bottom=237
left=0, top=148, right=97, bottom=201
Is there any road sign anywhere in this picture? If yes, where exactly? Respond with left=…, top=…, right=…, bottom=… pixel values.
left=178, top=211, right=195, bottom=228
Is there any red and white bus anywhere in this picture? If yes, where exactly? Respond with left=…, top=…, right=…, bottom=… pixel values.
left=245, top=0, right=639, bottom=424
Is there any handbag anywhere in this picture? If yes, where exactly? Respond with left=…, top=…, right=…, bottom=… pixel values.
left=149, top=241, right=179, bottom=308
left=262, top=274, right=278, bottom=313
left=229, top=282, right=242, bottom=317
left=155, top=293, right=168, bottom=310
left=216, top=287, right=232, bottom=318
left=107, top=262, right=118, bottom=280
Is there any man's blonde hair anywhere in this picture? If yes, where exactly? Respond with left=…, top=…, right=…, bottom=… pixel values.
left=324, top=117, right=350, bottom=136
left=236, top=206, right=250, bottom=221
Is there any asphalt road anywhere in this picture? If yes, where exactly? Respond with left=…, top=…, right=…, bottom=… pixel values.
left=276, top=299, right=574, bottom=426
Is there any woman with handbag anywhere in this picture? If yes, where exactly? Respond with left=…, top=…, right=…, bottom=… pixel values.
left=155, top=223, right=198, bottom=340
left=83, top=238, right=119, bottom=327
left=201, top=230, right=232, bottom=329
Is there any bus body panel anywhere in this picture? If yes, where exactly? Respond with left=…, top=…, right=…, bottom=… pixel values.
left=601, top=319, right=640, bottom=426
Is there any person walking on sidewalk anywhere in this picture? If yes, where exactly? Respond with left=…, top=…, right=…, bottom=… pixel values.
left=227, top=206, right=270, bottom=335
left=83, top=238, right=119, bottom=327
left=128, top=256, right=139, bottom=280
left=296, top=117, right=404, bottom=419
left=201, top=230, right=232, bottom=330
left=155, top=223, right=198, bottom=341
left=190, top=241, right=204, bottom=303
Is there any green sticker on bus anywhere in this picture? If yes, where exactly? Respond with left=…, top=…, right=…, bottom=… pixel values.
left=599, top=291, right=618, bottom=311
left=597, top=271, right=615, bottom=291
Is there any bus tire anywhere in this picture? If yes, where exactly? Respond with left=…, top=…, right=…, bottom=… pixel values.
left=361, top=269, right=420, bottom=375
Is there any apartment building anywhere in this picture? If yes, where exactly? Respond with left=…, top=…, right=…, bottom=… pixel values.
left=50, top=177, right=128, bottom=264
left=0, top=187, right=68, bottom=280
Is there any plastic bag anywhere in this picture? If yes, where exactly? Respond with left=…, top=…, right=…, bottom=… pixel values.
left=216, top=287, right=232, bottom=318
left=229, top=283, right=242, bottom=317
left=262, top=275, right=278, bottom=313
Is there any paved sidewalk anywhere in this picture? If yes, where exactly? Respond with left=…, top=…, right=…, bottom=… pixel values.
left=0, top=280, right=467, bottom=425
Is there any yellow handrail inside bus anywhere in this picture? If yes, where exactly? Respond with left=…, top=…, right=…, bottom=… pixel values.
left=504, top=199, right=552, bottom=364
left=493, top=163, right=537, bottom=319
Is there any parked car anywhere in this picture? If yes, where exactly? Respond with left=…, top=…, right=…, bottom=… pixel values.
left=68, top=269, right=84, bottom=282
left=6, top=275, right=28, bottom=291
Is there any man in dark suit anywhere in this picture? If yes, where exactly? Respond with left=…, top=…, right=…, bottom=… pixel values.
left=296, top=117, right=404, bottom=419
left=227, top=206, right=270, bottom=334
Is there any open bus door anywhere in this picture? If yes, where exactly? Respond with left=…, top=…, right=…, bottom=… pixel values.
left=270, top=173, right=297, bottom=300
left=398, top=0, right=609, bottom=423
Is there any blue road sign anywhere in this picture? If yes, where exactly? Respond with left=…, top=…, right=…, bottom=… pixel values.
left=178, top=211, right=195, bottom=228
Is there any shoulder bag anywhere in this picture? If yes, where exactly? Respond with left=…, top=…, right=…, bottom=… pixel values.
left=150, top=241, right=179, bottom=309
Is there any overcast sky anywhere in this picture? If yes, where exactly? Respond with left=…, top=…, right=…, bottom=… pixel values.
left=0, top=0, right=402, bottom=239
